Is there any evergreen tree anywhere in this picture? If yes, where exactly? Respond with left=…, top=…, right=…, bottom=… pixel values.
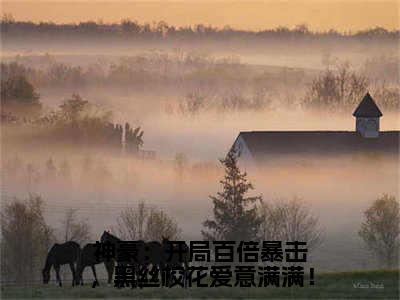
left=202, top=149, right=263, bottom=241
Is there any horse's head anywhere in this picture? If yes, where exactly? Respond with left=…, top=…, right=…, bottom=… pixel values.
left=101, top=229, right=113, bottom=242
left=101, top=229, right=120, bottom=243
left=161, top=236, right=170, bottom=244
left=42, top=268, right=50, bottom=284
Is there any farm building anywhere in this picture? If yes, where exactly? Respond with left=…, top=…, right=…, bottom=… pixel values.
left=230, top=93, right=399, bottom=167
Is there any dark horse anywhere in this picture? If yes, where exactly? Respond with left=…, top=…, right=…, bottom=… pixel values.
left=161, top=237, right=189, bottom=287
left=42, top=241, right=81, bottom=287
left=100, top=231, right=164, bottom=267
left=100, top=231, right=147, bottom=266
left=161, top=236, right=189, bottom=268
left=76, top=243, right=115, bottom=287
left=100, top=231, right=164, bottom=274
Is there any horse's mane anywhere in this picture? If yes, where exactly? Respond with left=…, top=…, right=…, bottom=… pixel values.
left=101, top=231, right=121, bottom=242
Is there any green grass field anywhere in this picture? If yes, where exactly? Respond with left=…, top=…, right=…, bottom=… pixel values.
left=1, top=270, right=398, bottom=299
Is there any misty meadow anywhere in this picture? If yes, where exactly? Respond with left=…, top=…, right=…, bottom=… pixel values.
left=1, top=14, right=399, bottom=299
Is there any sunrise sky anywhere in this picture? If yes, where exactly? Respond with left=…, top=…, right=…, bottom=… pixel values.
left=2, top=0, right=399, bottom=32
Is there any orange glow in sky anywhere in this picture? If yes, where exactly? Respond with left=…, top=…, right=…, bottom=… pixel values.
left=2, top=1, right=399, bottom=31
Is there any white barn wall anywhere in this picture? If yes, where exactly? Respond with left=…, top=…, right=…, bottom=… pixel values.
left=232, top=135, right=257, bottom=170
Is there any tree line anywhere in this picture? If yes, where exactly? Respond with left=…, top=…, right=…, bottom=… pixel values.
left=2, top=55, right=399, bottom=115
left=2, top=15, right=399, bottom=41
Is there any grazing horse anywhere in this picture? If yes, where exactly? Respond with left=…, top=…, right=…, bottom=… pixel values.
left=76, top=243, right=115, bottom=286
left=42, top=241, right=80, bottom=287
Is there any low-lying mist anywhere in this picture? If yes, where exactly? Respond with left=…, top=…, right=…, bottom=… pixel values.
left=2, top=134, right=398, bottom=271
left=1, top=36, right=399, bottom=274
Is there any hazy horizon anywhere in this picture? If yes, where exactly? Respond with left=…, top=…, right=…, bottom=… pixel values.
left=2, top=0, right=399, bottom=32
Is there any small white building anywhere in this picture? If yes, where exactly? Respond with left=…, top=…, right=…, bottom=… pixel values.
left=353, top=92, right=382, bottom=138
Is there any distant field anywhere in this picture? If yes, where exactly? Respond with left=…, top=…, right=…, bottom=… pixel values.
left=1, top=270, right=398, bottom=299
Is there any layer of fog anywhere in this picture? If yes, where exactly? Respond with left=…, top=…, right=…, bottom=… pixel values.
left=2, top=38, right=399, bottom=273
left=2, top=34, right=398, bottom=70
left=3, top=144, right=398, bottom=272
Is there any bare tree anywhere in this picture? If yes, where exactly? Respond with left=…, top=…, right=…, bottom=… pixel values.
left=260, top=202, right=283, bottom=241
left=1, top=195, right=54, bottom=283
left=179, top=90, right=207, bottom=115
left=145, top=208, right=181, bottom=241
left=261, top=197, right=323, bottom=252
left=305, top=62, right=368, bottom=110
left=60, top=208, right=91, bottom=245
left=116, top=201, right=181, bottom=241
left=116, top=201, right=148, bottom=240
left=359, top=194, right=399, bottom=268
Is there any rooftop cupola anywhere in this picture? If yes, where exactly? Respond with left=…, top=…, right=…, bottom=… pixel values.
left=353, top=93, right=382, bottom=138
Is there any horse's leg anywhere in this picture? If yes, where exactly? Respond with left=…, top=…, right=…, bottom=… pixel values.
left=69, top=262, right=76, bottom=287
left=91, top=265, right=99, bottom=287
left=105, top=260, right=114, bottom=286
left=184, top=260, right=188, bottom=289
left=79, top=266, right=85, bottom=286
left=54, top=264, right=62, bottom=287
left=159, top=261, right=165, bottom=288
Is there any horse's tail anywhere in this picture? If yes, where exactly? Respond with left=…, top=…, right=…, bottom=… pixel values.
left=43, top=252, right=52, bottom=272
left=43, top=244, right=58, bottom=271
